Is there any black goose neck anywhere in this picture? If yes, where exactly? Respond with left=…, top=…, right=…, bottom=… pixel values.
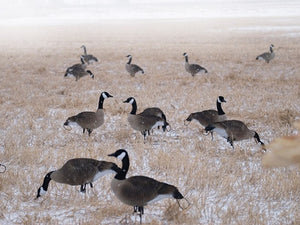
left=42, top=171, right=53, bottom=191
left=130, top=100, right=137, bottom=114
left=127, top=57, right=132, bottom=64
left=270, top=46, right=273, bottom=53
left=185, top=55, right=189, bottom=63
left=216, top=99, right=225, bottom=115
left=115, top=153, right=129, bottom=180
left=98, top=94, right=105, bottom=109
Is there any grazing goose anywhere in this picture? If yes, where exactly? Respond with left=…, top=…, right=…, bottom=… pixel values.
left=183, top=52, right=207, bottom=76
left=205, top=120, right=265, bottom=149
left=256, top=44, right=275, bottom=63
left=36, top=158, right=120, bottom=198
left=184, top=96, right=227, bottom=138
left=108, top=149, right=188, bottom=223
left=123, top=97, right=165, bottom=139
left=140, top=107, right=170, bottom=133
left=64, top=92, right=113, bottom=136
left=64, top=56, right=94, bottom=81
left=126, top=55, right=144, bottom=77
left=81, top=45, right=98, bottom=64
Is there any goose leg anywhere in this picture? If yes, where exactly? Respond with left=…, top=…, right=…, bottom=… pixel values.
left=87, top=129, right=92, bottom=136
left=138, top=206, right=144, bottom=224
left=90, top=183, right=93, bottom=188
left=83, top=128, right=85, bottom=134
left=80, top=184, right=86, bottom=193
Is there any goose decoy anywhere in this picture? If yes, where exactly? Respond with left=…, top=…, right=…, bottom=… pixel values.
left=140, top=107, right=170, bottom=133
left=205, top=120, right=265, bottom=149
left=184, top=96, right=227, bottom=138
left=183, top=52, right=207, bottom=76
left=64, top=56, right=94, bottom=81
left=64, top=91, right=113, bottom=136
left=126, top=55, right=144, bottom=77
left=123, top=97, right=165, bottom=139
left=36, top=158, right=120, bottom=198
left=81, top=45, right=98, bottom=64
left=256, top=44, right=275, bottom=63
left=108, top=149, right=188, bottom=223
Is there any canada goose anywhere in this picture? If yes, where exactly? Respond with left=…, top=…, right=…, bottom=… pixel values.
left=123, top=97, right=165, bottom=139
left=64, top=92, right=113, bottom=136
left=108, top=149, right=187, bottom=223
left=64, top=56, right=94, bottom=81
left=140, top=107, right=170, bottom=133
left=184, top=96, right=226, bottom=139
left=0, top=163, right=6, bottom=173
left=183, top=52, right=207, bottom=76
left=126, top=55, right=144, bottom=77
left=81, top=45, right=98, bottom=64
left=36, top=158, right=120, bottom=198
left=204, top=120, right=265, bottom=149
left=256, top=44, right=275, bottom=63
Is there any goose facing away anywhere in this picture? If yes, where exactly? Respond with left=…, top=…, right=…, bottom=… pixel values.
left=140, top=107, right=170, bottom=132
left=205, top=120, right=265, bottom=149
left=183, top=52, right=208, bottom=76
left=126, top=55, right=144, bottom=77
left=36, top=158, right=120, bottom=198
left=64, top=56, right=94, bottom=81
left=81, top=45, right=98, bottom=64
left=256, top=44, right=275, bottom=63
left=64, top=91, right=113, bottom=136
left=123, top=97, right=165, bottom=139
left=184, top=96, right=227, bottom=136
left=108, top=149, right=187, bottom=223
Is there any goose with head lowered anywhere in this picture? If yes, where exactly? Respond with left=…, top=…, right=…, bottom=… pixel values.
left=256, top=44, right=275, bottom=63
left=205, top=120, right=265, bottom=150
left=123, top=97, right=165, bottom=139
left=36, top=158, right=120, bottom=198
left=185, top=96, right=227, bottom=138
left=108, top=149, right=189, bottom=223
left=64, top=56, right=94, bottom=81
left=140, top=107, right=170, bottom=134
left=183, top=52, right=208, bottom=76
left=81, top=45, right=98, bottom=64
left=126, top=55, right=144, bottom=77
left=64, top=91, right=113, bottom=136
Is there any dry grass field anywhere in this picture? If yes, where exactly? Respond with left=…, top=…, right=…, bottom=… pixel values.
left=0, top=17, right=300, bottom=224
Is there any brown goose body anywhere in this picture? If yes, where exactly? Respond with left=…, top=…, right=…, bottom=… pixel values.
left=140, top=107, right=169, bottom=131
left=64, top=57, right=94, bottom=81
left=123, top=97, right=164, bottom=138
left=205, top=120, right=264, bottom=148
left=185, top=96, right=227, bottom=128
left=183, top=52, right=207, bottom=76
left=36, top=158, right=119, bottom=198
left=64, top=92, right=113, bottom=136
left=256, top=44, right=275, bottom=63
left=108, top=149, right=185, bottom=222
left=126, top=55, right=144, bottom=77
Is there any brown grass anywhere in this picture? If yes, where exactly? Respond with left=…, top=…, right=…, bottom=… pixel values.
left=0, top=17, right=300, bottom=224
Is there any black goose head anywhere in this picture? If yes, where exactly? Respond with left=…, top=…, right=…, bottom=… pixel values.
left=218, top=96, right=226, bottom=103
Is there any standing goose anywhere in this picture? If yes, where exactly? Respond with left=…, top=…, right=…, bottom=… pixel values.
left=36, top=158, right=120, bottom=198
left=204, top=120, right=265, bottom=149
left=140, top=107, right=170, bottom=133
left=183, top=52, right=208, bottom=76
left=108, top=149, right=187, bottom=223
left=64, top=56, right=94, bottom=81
left=126, top=55, right=144, bottom=77
left=123, top=97, right=165, bottom=139
left=81, top=45, right=98, bottom=64
left=64, top=91, right=113, bottom=136
left=184, top=96, right=227, bottom=134
left=256, top=44, right=275, bottom=63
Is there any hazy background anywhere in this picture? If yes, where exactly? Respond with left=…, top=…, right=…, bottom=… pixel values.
left=1, top=0, right=300, bottom=25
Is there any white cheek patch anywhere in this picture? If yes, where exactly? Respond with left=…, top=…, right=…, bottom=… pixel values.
left=117, top=152, right=126, bottom=160
left=147, top=194, right=172, bottom=205
left=102, top=92, right=108, bottom=99
left=129, top=98, right=134, bottom=104
left=39, top=187, right=47, bottom=196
